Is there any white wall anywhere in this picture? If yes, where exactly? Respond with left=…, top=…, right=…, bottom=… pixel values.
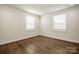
left=40, top=5, right=79, bottom=43
left=0, top=5, right=79, bottom=45
left=0, top=5, right=40, bottom=45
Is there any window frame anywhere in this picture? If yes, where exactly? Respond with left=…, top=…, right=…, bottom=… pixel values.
left=26, top=15, right=35, bottom=31
left=53, top=14, right=67, bottom=32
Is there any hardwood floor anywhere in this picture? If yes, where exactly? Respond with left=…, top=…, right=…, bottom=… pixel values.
left=0, top=35, right=79, bottom=54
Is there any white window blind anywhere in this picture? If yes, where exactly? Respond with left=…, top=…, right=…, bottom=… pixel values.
left=53, top=14, right=66, bottom=31
left=26, top=15, right=35, bottom=30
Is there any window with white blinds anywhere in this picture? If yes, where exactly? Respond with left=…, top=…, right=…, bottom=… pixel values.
left=26, top=15, right=35, bottom=30
left=53, top=14, right=66, bottom=31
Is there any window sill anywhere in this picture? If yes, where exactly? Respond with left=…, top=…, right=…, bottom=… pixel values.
left=26, top=29, right=35, bottom=32
left=53, top=29, right=66, bottom=32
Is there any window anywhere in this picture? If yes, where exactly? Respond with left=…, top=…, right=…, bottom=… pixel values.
left=53, top=14, right=66, bottom=31
left=26, top=15, right=35, bottom=30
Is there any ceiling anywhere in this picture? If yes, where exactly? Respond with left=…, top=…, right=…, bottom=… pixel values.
left=10, top=4, right=74, bottom=15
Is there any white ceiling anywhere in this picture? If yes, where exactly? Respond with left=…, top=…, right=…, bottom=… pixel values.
left=10, top=4, right=73, bottom=15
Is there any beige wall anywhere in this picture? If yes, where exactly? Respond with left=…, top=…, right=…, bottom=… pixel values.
left=40, top=5, right=79, bottom=43
left=0, top=5, right=40, bottom=45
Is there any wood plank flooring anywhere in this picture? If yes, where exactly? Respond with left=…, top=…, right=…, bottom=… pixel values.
left=0, top=35, right=79, bottom=54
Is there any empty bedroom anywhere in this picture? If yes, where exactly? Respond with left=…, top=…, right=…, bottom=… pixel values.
left=0, top=4, right=79, bottom=54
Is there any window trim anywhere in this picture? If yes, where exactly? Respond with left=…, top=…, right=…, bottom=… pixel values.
left=53, top=14, right=66, bottom=32
left=26, top=15, right=35, bottom=31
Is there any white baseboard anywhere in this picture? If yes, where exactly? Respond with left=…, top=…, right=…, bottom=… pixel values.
left=0, top=34, right=79, bottom=45
left=0, top=35, right=39, bottom=45
left=40, top=34, right=79, bottom=44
